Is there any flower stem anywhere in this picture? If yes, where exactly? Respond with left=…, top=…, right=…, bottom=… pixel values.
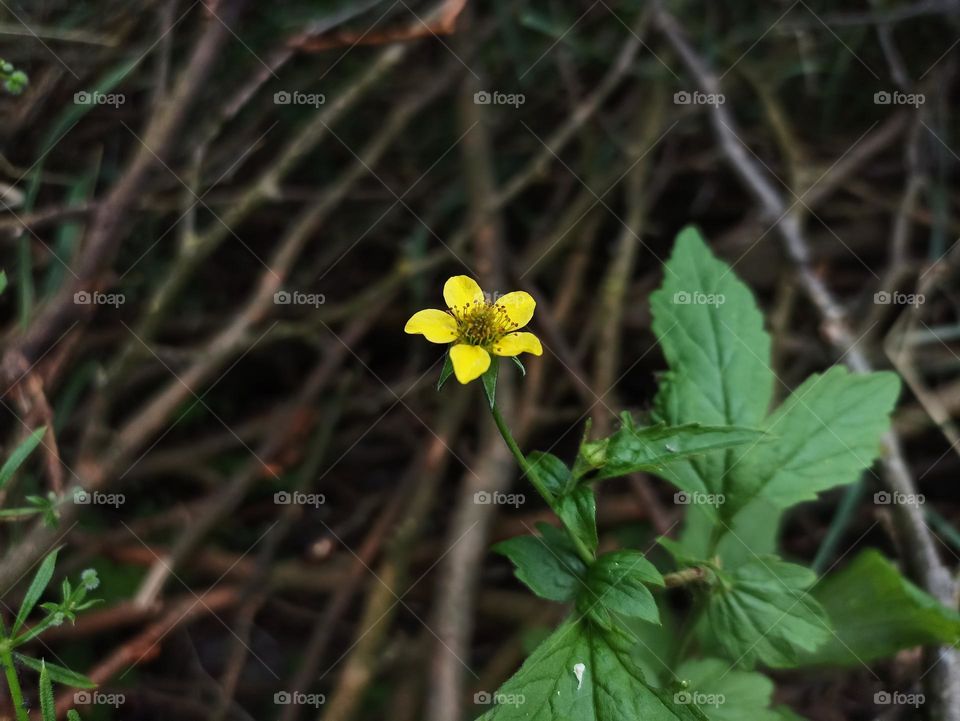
left=489, top=403, right=546, bottom=500
left=1, top=643, right=29, bottom=721
left=488, top=402, right=594, bottom=564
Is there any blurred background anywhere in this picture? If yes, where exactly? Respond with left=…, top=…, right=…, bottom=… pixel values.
left=0, top=0, right=959, bottom=719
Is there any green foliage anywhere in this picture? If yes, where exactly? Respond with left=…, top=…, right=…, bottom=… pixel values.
left=581, top=551, right=664, bottom=625
left=12, top=547, right=59, bottom=635
left=736, top=367, right=901, bottom=509
left=675, top=658, right=782, bottom=721
left=0, top=59, right=28, bottom=95
left=575, top=416, right=766, bottom=483
left=478, top=619, right=708, bottom=721
left=705, top=558, right=829, bottom=668
left=494, top=523, right=586, bottom=602
left=801, top=550, right=960, bottom=666
left=39, top=661, right=55, bottom=721
left=0, top=426, right=46, bottom=491
left=648, top=229, right=899, bottom=538
left=0, top=547, right=99, bottom=719
left=479, top=227, right=907, bottom=720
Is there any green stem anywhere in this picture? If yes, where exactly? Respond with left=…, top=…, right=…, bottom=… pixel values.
left=1, top=644, right=29, bottom=721
left=488, top=402, right=594, bottom=564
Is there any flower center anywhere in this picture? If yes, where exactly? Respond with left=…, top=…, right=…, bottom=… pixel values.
left=454, top=301, right=512, bottom=347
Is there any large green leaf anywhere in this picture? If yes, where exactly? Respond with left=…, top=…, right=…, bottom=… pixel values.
left=478, top=618, right=708, bottom=721
left=800, top=550, right=960, bottom=666
left=705, top=557, right=830, bottom=668
left=649, top=227, right=899, bottom=560
left=649, top=226, right=773, bottom=502
left=675, top=658, right=781, bottom=721
left=732, top=367, right=900, bottom=509
left=494, top=523, right=587, bottom=603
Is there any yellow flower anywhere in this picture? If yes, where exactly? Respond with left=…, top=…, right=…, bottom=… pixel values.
left=405, top=275, right=543, bottom=384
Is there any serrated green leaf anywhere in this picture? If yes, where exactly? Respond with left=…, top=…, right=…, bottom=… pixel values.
left=482, top=359, right=499, bottom=408
left=67, top=712, right=82, bottom=721
left=733, top=367, right=900, bottom=509
left=649, top=228, right=899, bottom=564
left=650, top=227, right=773, bottom=500
left=0, top=426, right=46, bottom=491
left=705, top=557, right=830, bottom=668
left=436, top=351, right=454, bottom=390
left=555, top=485, right=598, bottom=556
left=13, top=548, right=59, bottom=634
left=579, top=422, right=766, bottom=483
left=477, top=618, right=708, bottom=721
left=582, top=551, right=664, bottom=625
left=799, top=549, right=960, bottom=666
left=494, top=523, right=587, bottom=602
left=14, top=654, right=96, bottom=689
left=675, top=658, right=780, bottom=721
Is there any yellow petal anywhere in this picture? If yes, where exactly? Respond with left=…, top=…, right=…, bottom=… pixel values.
left=449, top=344, right=491, bottom=383
left=443, top=276, right=484, bottom=316
left=404, top=309, right=458, bottom=343
left=492, top=331, right=543, bottom=357
left=494, top=291, right=535, bottom=330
